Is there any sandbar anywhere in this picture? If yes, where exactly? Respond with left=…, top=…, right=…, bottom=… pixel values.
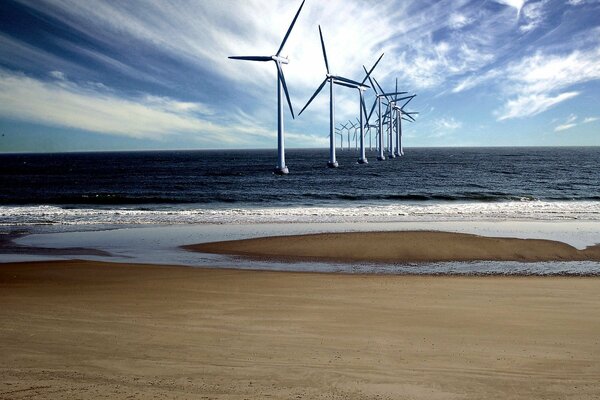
left=185, top=230, right=600, bottom=263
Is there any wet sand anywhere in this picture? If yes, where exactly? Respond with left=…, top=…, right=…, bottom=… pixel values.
left=1, top=260, right=600, bottom=399
left=185, top=231, right=600, bottom=263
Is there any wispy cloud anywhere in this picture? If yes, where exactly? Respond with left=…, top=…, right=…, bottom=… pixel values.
left=553, top=114, right=600, bottom=132
left=496, top=92, right=579, bottom=121
left=519, top=0, right=549, bottom=32
left=494, top=46, right=600, bottom=120
left=0, top=69, right=227, bottom=142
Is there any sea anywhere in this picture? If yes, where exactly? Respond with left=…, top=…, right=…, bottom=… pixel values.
left=1, top=147, right=600, bottom=275
left=1, top=147, right=599, bottom=226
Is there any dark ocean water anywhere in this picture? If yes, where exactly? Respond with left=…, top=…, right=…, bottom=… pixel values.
left=1, top=147, right=599, bottom=225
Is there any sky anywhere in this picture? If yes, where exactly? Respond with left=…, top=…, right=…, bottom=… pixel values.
left=0, top=0, right=599, bottom=153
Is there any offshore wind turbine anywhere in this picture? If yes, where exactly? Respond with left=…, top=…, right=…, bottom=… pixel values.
left=228, top=0, right=305, bottom=175
left=354, top=53, right=384, bottom=164
left=366, top=72, right=407, bottom=161
left=299, top=25, right=368, bottom=168
left=393, top=96, right=418, bottom=157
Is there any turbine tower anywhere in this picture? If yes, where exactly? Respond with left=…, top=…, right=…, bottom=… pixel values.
left=366, top=73, right=407, bottom=161
left=394, top=95, right=416, bottom=157
left=355, top=53, right=384, bottom=164
left=228, top=0, right=306, bottom=175
left=299, top=25, right=369, bottom=168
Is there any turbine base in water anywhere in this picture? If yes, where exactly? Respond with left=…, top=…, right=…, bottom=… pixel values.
left=273, top=166, right=289, bottom=175
left=377, top=155, right=386, bottom=161
left=357, top=158, right=368, bottom=164
left=327, top=161, right=339, bottom=168
left=388, top=153, right=396, bottom=159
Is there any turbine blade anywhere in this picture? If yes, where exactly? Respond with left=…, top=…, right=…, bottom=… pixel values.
left=363, top=66, right=379, bottom=95
left=298, top=78, right=328, bottom=116
left=401, top=95, right=416, bottom=109
left=333, top=80, right=359, bottom=89
left=229, top=55, right=272, bottom=61
left=318, top=25, right=330, bottom=74
left=332, top=75, right=368, bottom=88
left=276, top=62, right=295, bottom=119
left=361, top=52, right=384, bottom=84
left=372, top=77, right=388, bottom=100
left=361, top=96, right=368, bottom=121
left=277, top=0, right=306, bottom=56
left=367, top=98, right=377, bottom=122
left=394, top=78, right=398, bottom=101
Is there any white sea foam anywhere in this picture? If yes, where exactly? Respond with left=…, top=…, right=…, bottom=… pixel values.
left=2, top=200, right=600, bottom=226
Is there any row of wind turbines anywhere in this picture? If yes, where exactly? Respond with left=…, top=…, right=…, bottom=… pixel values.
left=229, top=0, right=417, bottom=175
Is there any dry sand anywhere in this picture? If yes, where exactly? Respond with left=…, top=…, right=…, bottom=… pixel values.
left=185, top=231, right=600, bottom=263
left=1, top=260, right=600, bottom=399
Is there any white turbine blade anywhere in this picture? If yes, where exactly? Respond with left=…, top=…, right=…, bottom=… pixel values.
left=229, top=55, right=272, bottom=61
left=276, top=0, right=306, bottom=56
left=318, top=25, right=330, bottom=74
left=276, top=62, right=295, bottom=119
left=361, top=53, right=384, bottom=85
left=299, top=78, right=327, bottom=116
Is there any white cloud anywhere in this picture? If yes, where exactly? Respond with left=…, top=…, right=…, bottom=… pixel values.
left=429, top=117, right=462, bottom=137
left=0, top=70, right=227, bottom=142
left=554, top=124, right=577, bottom=132
left=494, top=0, right=526, bottom=18
left=519, top=0, right=548, bottom=32
left=496, top=92, right=579, bottom=120
left=494, top=46, right=600, bottom=120
left=448, top=13, right=472, bottom=29
left=554, top=123, right=576, bottom=132
left=49, top=70, right=66, bottom=80
left=583, top=117, right=599, bottom=123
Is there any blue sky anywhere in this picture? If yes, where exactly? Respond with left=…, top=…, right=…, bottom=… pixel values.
left=0, top=0, right=599, bottom=152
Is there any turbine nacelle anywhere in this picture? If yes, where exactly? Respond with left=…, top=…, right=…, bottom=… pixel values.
left=272, top=55, right=289, bottom=64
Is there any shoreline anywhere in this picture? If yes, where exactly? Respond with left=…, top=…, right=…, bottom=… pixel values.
left=2, top=259, right=599, bottom=399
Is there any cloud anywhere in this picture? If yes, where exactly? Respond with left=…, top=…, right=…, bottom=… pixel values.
left=448, top=13, right=473, bottom=29
left=496, top=92, right=579, bottom=120
left=554, top=123, right=576, bottom=132
left=494, top=0, right=526, bottom=18
left=494, top=46, right=600, bottom=120
left=428, top=117, right=462, bottom=137
left=0, top=69, right=227, bottom=142
left=553, top=114, right=600, bottom=131
left=519, top=0, right=549, bottom=32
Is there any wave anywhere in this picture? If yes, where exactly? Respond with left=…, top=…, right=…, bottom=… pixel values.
left=2, top=200, right=600, bottom=226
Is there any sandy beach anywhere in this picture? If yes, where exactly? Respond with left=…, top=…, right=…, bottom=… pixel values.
left=2, top=259, right=600, bottom=399
left=186, top=231, right=600, bottom=263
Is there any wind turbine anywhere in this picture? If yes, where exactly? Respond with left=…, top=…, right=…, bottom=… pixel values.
left=365, top=72, right=407, bottom=161
left=228, top=0, right=306, bottom=175
left=393, top=96, right=418, bottom=157
left=299, top=25, right=368, bottom=168
left=354, top=53, right=384, bottom=164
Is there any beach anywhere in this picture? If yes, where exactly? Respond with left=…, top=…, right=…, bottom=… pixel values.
left=2, top=259, right=600, bottom=399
